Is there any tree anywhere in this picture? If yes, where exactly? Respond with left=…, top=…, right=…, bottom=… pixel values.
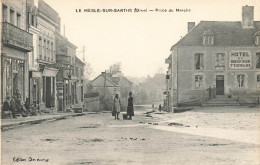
left=84, top=61, right=93, bottom=81
left=108, top=62, right=121, bottom=73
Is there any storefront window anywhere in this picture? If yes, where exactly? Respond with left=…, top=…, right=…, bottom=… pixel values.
left=1, top=57, right=12, bottom=101
left=1, top=57, right=24, bottom=101
left=13, top=59, right=25, bottom=101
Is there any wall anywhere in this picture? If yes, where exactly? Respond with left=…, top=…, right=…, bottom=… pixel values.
left=176, top=46, right=260, bottom=103
left=83, top=97, right=100, bottom=112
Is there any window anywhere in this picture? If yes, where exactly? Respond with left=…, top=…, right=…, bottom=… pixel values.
left=51, top=42, right=53, bottom=60
left=39, top=37, right=42, bottom=59
left=16, top=13, right=21, bottom=28
left=43, top=39, right=46, bottom=60
left=10, top=9, right=15, bottom=25
left=47, top=40, right=50, bottom=61
left=216, top=53, right=225, bottom=68
left=195, top=53, right=204, bottom=70
left=203, top=36, right=214, bottom=45
left=255, top=36, right=259, bottom=45
left=237, top=74, right=245, bottom=88
left=195, top=75, right=203, bottom=89
left=257, top=75, right=260, bottom=88
left=2, top=5, right=8, bottom=22
left=256, top=53, right=260, bottom=69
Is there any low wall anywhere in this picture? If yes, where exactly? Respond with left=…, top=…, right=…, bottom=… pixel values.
left=83, top=97, right=100, bottom=112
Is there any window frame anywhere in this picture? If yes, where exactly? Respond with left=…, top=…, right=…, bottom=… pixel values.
left=203, top=35, right=214, bottom=45
left=257, top=74, right=260, bottom=88
left=16, top=13, right=21, bottom=28
left=237, top=74, right=245, bottom=88
left=256, top=53, right=260, bottom=69
left=195, top=53, right=204, bottom=71
left=194, top=75, right=203, bottom=89
left=10, top=9, right=15, bottom=25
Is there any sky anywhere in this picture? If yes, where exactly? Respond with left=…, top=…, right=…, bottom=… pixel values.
left=44, top=0, right=260, bottom=79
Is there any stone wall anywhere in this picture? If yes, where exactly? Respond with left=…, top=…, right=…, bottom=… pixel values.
left=83, top=97, right=100, bottom=112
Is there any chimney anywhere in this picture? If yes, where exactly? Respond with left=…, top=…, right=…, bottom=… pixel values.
left=188, top=22, right=195, bottom=32
left=242, top=5, right=254, bottom=28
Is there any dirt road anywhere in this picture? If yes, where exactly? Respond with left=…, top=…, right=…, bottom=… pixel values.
left=1, top=106, right=260, bottom=165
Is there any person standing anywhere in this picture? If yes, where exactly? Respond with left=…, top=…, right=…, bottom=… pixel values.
left=158, top=104, right=162, bottom=112
left=207, top=86, right=212, bottom=100
left=212, top=85, right=216, bottom=98
left=127, top=92, right=134, bottom=120
left=113, top=94, right=121, bottom=120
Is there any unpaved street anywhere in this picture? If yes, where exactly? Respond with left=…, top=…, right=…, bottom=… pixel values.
left=2, top=106, right=260, bottom=165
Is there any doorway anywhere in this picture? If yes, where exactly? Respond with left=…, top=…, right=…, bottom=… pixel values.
left=46, top=77, right=52, bottom=108
left=216, top=75, right=224, bottom=95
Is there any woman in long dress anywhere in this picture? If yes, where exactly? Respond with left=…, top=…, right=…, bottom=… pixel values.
left=127, top=92, right=134, bottom=120
left=113, top=94, right=121, bottom=120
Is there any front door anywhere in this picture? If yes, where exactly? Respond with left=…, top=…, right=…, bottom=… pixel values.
left=46, top=77, right=52, bottom=108
left=216, top=75, right=224, bottom=95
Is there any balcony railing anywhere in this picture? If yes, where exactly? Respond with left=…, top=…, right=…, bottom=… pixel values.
left=1, top=22, right=33, bottom=52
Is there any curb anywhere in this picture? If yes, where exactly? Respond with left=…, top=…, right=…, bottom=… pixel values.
left=1, top=113, right=85, bottom=132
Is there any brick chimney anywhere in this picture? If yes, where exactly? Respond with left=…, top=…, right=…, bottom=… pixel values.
left=242, top=5, right=254, bottom=28
left=188, top=22, right=195, bottom=32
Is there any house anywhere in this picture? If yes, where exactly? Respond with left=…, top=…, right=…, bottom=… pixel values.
left=1, top=0, right=33, bottom=107
left=166, top=5, right=260, bottom=110
left=89, top=71, right=133, bottom=110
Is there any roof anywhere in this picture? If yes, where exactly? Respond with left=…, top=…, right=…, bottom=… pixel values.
left=171, top=21, right=260, bottom=50
left=121, top=77, right=133, bottom=84
left=75, top=56, right=85, bottom=66
left=90, top=74, right=118, bottom=87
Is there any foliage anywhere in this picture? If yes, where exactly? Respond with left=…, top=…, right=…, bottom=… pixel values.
left=108, top=62, right=121, bottom=73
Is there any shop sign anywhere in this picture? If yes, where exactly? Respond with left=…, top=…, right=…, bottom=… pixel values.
left=229, top=51, right=251, bottom=69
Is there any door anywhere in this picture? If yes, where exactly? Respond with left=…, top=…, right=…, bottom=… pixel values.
left=46, top=77, right=52, bottom=108
left=216, top=75, right=224, bottom=95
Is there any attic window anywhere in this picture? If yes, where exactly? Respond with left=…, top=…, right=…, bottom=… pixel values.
left=254, top=31, right=260, bottom=45
left=203, top=36, right=214, bottom=45
left=255, top=36, right=259, bottom=45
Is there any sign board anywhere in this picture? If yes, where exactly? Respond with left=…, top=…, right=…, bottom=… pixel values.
left=229, top=51, right=252, bottom=69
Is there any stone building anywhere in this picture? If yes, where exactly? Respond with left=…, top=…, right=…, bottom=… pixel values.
left=166, top=6, right=260, bottom=109
left=1, top=0, right=33, bottom=104
left=90, top=71, right=133, bottom=110
left=26, top=0, right=60, bottom=111
left=55, top=32, right=85, bottom=111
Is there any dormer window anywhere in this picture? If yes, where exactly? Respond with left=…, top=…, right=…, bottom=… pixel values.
left=202, top=30, right=214, bottom=45
left=203, top=36, right=214, bottom=45
left=254, top=31, right=260, bottom=46
left=256, top=36, right=259, bottom=45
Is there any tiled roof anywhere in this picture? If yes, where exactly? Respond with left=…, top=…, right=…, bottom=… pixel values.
left=171, top=21, right=260, bottom=50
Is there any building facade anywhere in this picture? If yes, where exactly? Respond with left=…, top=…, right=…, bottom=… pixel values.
left=27, top=0, right=60, bottom=111
left=56, top=32, right=85, bottom=111
left=167, top=6, right=260, bottom=108
left=90, top=71, right=133, bottom=110
left=1, top=0, right=33, bottom=105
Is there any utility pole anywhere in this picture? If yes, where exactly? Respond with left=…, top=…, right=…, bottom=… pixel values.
left=103, top=70, right=106, bottom=107
left=83, top=46, right=85, bottom=63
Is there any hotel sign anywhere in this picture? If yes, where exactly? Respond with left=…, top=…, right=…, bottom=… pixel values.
left=229, top=51, right=252, bottom=69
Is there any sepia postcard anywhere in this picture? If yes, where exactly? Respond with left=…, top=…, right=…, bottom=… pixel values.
left=1, top=0, right=260, bottom=164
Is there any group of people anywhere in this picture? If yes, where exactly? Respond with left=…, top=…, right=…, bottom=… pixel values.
left=112, top=92, right=134, bottom=120
left=2, top=94, right=37, bottom=119
left=207, top=85, right=216, bottom=100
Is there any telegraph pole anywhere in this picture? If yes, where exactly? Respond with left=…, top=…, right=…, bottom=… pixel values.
left=103, top=70, right=106, bottom=107
left=83, top=46, right=85, bottom=63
